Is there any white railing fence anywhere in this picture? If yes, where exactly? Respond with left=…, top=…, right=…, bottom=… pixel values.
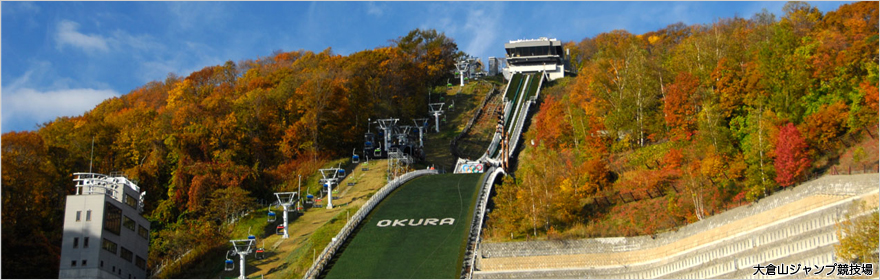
left=461, top=167, right=505, bottom=278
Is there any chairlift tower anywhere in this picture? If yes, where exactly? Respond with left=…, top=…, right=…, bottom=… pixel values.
left=377, top=118, right=399, bottom=156
left=455, top=56, right=473, bottom=87
left=229, top=238, right=256, bottom=279
left=429, top=103, right=445, bottom=133
left=398, top=125, right=413, bottom=145
left=319, top=168, right=342, bottom=209
left=274, top=192, right=298, bottom=238
left=412, top=118, right=428, bottom=147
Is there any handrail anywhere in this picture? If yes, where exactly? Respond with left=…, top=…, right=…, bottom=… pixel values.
left=460, top=167, right=505, bottom=278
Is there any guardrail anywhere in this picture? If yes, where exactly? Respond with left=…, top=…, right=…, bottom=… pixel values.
left=303, top=169, right=438, bottom=278
left=461, top=167, right=505, bottom=278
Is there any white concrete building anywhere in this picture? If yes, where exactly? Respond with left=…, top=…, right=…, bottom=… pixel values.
left=502, top=37, right=568, bottom=81
left=58, top=172, right=150, bottom=279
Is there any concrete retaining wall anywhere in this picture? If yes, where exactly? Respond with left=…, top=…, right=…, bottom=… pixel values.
left=474, top=174, right=878, bottom=279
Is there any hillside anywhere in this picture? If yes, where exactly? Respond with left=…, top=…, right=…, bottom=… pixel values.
left=1, top=28, right=463, bottom=278
left=1, top=2, right=877, bottom=279
left=484, top=1, right=878, bottom=242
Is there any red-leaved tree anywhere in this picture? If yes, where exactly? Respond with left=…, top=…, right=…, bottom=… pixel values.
left=774, top=123, right=811, bottom=187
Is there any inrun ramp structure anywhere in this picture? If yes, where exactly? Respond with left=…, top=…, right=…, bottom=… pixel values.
left=485, top=72, right=544, bottom=160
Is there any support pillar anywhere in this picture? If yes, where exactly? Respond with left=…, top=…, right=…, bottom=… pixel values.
left=238, top=254, right=246, bottom=279
left=282, top=205, right=289, bottom=238
left=326, top=183, right=333, bottom=209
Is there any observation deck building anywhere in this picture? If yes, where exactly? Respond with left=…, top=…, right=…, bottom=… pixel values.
left=58, top=172, right=150, bottom=279
left=502, top=37, right=569, bottom=81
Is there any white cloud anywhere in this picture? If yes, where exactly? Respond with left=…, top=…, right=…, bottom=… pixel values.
left=418, top=3, right=503, bottom=59
left=2, top=66, right=119, bottom=132
left=366, top=1, right=384, bottom=17
left=55, top=20, right=110, bottom=52
left=2, top=87, right=119, bottom=131
left=3, top=1, right=40, bottom=16
left=111, top=30, right=164, bottom=53
left=167, top=2, right=229, bottom=30
left=461, top=4, right=503, bottom=59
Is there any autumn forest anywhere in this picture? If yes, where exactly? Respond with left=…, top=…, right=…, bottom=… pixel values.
left=486, top=1, right=878, bottom=240
left=2, top=2, right=878, bottom=278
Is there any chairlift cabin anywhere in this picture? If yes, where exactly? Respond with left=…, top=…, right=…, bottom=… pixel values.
left=363, top=133, right=376, bottom=159
left=276, top=225, right=284, bottom=235
left=255, top=240, right=266, bottom=259
left=225, top=259, right=235, bottom=271
left=337, top=169, right=346, bottom=178
left=268, top=210, right=276, bottom=223
left=255, top=248, right=264, bottom=260
left=224, top=250, right=236, bottom=271
left=255, top=246, right=265, bottom=260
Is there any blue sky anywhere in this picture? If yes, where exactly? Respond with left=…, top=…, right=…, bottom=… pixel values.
left=1, top=1, right=851, bottom=133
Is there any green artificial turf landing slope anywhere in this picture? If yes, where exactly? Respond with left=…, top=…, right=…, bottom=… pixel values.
left=324, top=173, right=483, bottom=279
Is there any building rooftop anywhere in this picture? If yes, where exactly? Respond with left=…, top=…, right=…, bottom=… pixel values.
left=73, top=172, right=144, bottom=211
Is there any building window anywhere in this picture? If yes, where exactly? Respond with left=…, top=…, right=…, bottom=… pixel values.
left=104, top=203, right=122, bottom=235
left=76, top=211, right=82, bottom=222
left=73, top=237, right=79, bottom=248
left=86, top=210, right=92, bottom=221
left=120, top=247, right=133, bottom=263
left=84, top=237, right=89, bottom=248
left=102, top=238, right=118, bottom=255
left=82, top=260, right=87, bottom=266
left=135, top=256, right=146, bottom=271
left=123, top=216, right=136, bottom=231
left=125, top=194, right=138, bottom=209
left=71, top=260, right=77, bottom=267
left=138, top=225, right=149, bottom=240
left=101, top=260, right=104, bottom=267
